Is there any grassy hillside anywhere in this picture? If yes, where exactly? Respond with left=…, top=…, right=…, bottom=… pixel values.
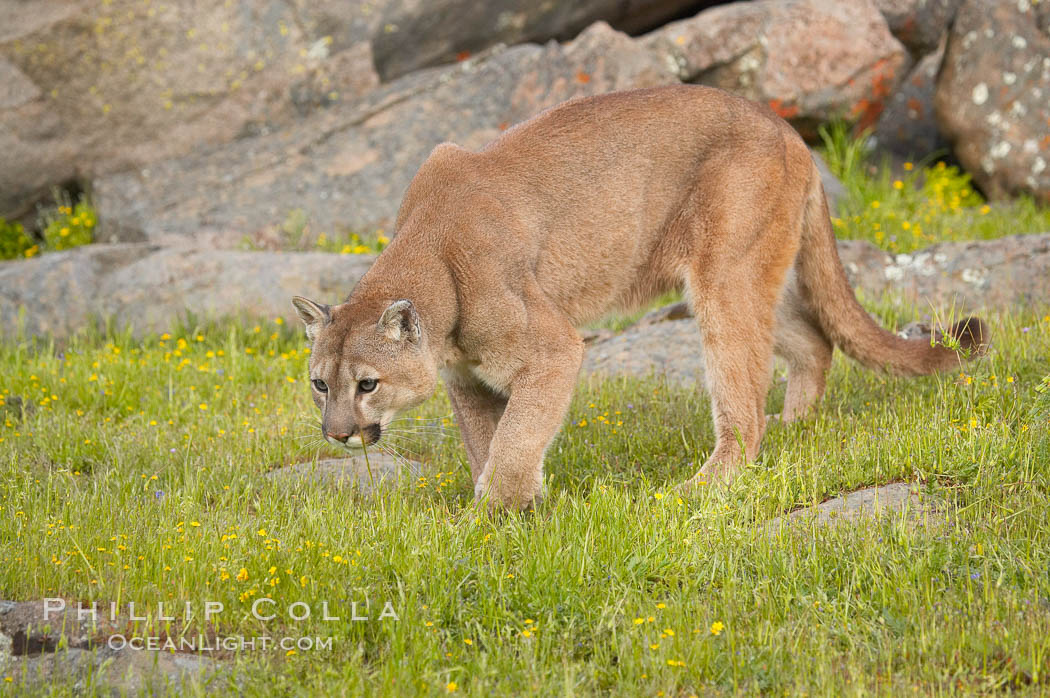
left=818, top=123, right=1050, bottom=254
left=1, top=300, right=1049, bottom=694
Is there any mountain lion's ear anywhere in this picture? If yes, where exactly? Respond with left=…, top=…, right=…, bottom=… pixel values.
left=378, top=299, right=421, bottom=344
left=291, top=296, right=331, bottom=343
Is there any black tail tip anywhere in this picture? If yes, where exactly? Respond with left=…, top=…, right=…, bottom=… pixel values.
left=948, top=317, right=990, bottom=357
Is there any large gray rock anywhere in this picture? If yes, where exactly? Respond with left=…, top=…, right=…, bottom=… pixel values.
left=0, top=0, right=708, bottom=222
left=0, top=244, right=374, bottom=338
left=0, top=0, right=382, bottom=220
left=642, top=0, right=910, bottom=135
left=935, top=0, right=1050, bottom=203
left=371, top=0, right=714, bottom=81
left=93, top=22, right=678, bottom=245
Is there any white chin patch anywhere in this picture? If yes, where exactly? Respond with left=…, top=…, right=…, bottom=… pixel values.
left=325, top=434, right=366, bottom=451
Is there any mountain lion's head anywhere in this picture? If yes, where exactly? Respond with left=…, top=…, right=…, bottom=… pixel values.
left=291, top=296, right=437, bottom=451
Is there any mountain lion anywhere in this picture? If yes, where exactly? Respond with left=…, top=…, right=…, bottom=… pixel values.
left=292, top=85, right=987, bottom=511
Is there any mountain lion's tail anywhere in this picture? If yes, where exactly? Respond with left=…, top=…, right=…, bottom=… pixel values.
left=796, top=166, right=988, bottom=376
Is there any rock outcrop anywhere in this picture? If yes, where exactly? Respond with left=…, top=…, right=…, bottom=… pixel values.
left=92, top=22, right=678, bottom=244
left=935, top=0, right=1050, bottom=203
left=0, top=0, right=381, bottom=218
left=371, top=0, right=713, bottom=80
left=642, top=0, right=910, bottom=133
left=0, top=0, right=703, bottom=222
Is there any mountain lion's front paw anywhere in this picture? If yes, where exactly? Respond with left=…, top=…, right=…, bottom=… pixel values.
left=677, top=455, right=741, bottom=496
left=474, top=464, right=543, bottom=512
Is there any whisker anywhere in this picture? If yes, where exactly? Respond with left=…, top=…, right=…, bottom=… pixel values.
left=386, top=415, right=453, bottom=426
left=293, top=441, right=328, bottom=455
left=382, top=424, right=454, bottom=432
left=381, top=428, right=453, bottom=436
left=377, top=443, right=415, bottom=475
left=381, top=430, right=452, bottom=442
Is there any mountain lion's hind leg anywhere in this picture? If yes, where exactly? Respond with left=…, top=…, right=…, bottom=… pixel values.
left=681, top=275, right=777, bottom=490
left=677, top=173, right=802, bottom=491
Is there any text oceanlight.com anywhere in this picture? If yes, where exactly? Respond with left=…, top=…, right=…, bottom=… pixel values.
left=107, top=634, right=335, bottom=653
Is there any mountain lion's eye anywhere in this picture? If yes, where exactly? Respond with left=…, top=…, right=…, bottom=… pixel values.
left=312, top=379, right=328, bottom=393
left=358, top=378, right=378, bottom=393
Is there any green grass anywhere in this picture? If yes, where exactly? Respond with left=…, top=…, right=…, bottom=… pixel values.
left=818, top=123, right=1050, bottom=253
left=240, top=208, right=390, bottom=256
left=1, top=301, right=1049, bottom=695
left=0, top=191, right=96, bottom=261
left=0, top=218, right=34, bottom=261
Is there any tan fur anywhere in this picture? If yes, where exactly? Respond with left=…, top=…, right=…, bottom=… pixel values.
left=292, top=85, right=988, bottom=511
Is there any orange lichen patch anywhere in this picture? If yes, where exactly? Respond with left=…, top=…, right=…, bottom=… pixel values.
left=906, top=97, right=923, bottom=117
left=850, top=60, right=897, bottom=131
left=851, top=97, right=885, bottom=132
left=576, top=71, right=591, bottom=84
left=768, top=99, right=799, bottom=119
left=870, top=59, right=895, bottom=99
left=898, top=16, right=918, bottom=43
left=455, top=50, right=471, bottom=62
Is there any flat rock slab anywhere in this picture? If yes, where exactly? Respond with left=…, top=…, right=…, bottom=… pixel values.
left=839, top=233, right=1050, bottom=310
left=768, top=482, right=943, bottom=532
left=267, top=454, right=421, bottom=493
left=0, top=598, right=126, bottom=655
left=4, top=646, right=220, bottom=692
left=4, top=646, right=220, bottom=694
left=582, top=309, right=705, bottom=385
left=0, top=243, right=374, bottom=338
left=2, top=230, right=1047, bottom=343
left=0, top=600, right=222, bottom=693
